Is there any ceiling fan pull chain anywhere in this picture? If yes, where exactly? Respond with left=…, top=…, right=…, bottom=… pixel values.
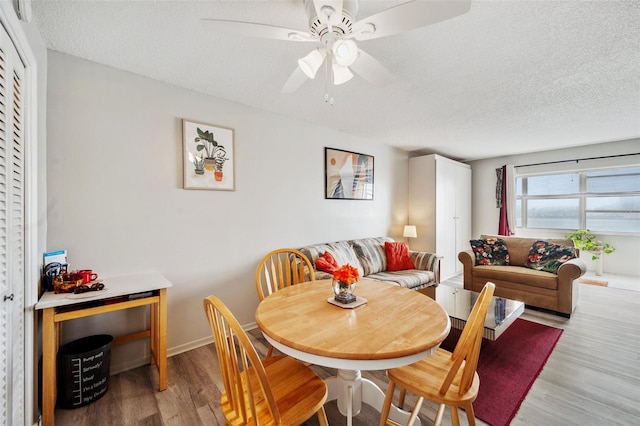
left=325, top=51, right=329, bottom=101
left=324, top=55, right=334, bottom=106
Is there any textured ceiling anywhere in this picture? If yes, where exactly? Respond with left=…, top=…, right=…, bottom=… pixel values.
left=32, top=0, right=640, bottom=161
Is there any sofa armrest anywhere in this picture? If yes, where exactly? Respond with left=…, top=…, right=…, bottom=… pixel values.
left=556, top=257, right=587, bottom=314
left=409, top=251, right=443, bottom=284
left=458, top=249, right=475, bottom=268
left=458, top=250, right=476, bottom=290
left=558, top=257, right=587, bottom=280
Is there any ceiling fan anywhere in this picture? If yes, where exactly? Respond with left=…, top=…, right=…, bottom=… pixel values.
left=202, top=0, right=471, bottom=94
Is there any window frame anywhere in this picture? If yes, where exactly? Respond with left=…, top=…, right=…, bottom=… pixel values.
left=516, top=166, right=640, bottom=236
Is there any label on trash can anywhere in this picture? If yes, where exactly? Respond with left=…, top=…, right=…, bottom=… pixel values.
left=57, top=334, right=113, bottom=409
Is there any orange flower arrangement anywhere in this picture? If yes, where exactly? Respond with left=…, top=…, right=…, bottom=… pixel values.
left=333, top=264, right=360, bottom=285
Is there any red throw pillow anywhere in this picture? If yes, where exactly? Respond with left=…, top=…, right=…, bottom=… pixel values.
left=314, top=251, right=340, bottom=274
left=385, top=241, right=415, bottom=271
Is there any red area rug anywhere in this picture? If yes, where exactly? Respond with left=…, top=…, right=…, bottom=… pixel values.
left=442, top=318, right=563, bottom=426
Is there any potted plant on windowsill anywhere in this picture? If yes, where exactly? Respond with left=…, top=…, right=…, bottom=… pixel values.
left=565, top=229, right=615, bottom=276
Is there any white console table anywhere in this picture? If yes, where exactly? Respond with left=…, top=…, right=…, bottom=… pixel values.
left=35, top=272, right=172, bottom=426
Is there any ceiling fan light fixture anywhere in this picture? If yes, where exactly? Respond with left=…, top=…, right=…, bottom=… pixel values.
left=298, top=48, right=326, bottom=79
left=332, top=39, right=358, bottom=67
left=332, top=63, right=353, bottom=85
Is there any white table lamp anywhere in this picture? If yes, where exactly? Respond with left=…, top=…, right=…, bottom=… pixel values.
left=403, top=225, right=417, bottom=239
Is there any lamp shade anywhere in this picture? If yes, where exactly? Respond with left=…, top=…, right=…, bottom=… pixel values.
left=403, top=225, right=417, bottom=238
left=332, top=63, right=353, bottom=85
left=298, top=48, right=326, bottom=79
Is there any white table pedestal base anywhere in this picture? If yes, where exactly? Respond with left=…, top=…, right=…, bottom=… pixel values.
left=326, top=369, right=421, bottom=426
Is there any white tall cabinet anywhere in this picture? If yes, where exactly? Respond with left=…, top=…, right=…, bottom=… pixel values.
left=408, top=154, right=471, bottom=281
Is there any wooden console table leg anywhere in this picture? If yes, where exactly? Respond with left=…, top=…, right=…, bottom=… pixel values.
left=42, top=307, right=57, bottom=426
left=158, top=288, right=168, bottom=391
left=149, top=302, right=157, bottom=365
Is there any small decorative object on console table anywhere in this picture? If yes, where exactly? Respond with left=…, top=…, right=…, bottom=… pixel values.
left=332, top=263, right=360, bottom=304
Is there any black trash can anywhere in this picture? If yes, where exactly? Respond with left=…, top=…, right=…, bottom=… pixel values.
left=57, top=334, right=113, bottom=409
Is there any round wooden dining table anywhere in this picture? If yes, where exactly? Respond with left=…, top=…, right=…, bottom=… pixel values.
left=255, top=279, right=450, bottom=426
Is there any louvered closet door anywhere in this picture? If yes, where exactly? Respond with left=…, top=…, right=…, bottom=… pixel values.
left=0, top=24, right=26, bottom=426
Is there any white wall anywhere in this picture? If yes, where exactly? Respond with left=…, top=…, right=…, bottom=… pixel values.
left=46, top=52, right=409, bottom=370
left=468, top=139, right=640, bottom=277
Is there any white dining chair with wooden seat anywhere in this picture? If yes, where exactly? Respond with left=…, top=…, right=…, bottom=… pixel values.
left=256, top=248, right=315, bottom=357
left=203, top=295, right=328, bottom=426
left=378, top=282, right=496, bottom=426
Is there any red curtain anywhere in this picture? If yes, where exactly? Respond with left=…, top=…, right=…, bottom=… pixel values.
left=498, top=165, right=511, bottom=236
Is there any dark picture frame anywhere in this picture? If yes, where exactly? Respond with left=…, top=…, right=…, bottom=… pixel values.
left=325, top=147, right=374, bottom=200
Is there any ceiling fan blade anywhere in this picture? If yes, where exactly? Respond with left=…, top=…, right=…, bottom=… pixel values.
left=349, top=49, right=395, bottom=87
left=313, top=0, right=344, bottom=26
left=281, top=66, right=310, bottom=93
left=201, top=19, right=315, bottom=42
left=352, top=0, right=472, bottom=41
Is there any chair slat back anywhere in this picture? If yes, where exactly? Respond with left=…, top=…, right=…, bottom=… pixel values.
left=204, top=296, right=281, bottom=424
left=440, top=282, right=495, bottom=396
left=255, top=248, right=315, bottom=301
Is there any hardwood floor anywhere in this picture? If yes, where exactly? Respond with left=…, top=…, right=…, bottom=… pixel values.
left=55, top=276, right=640, bottom=425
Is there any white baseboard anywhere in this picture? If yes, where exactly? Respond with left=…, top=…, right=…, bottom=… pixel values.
left=110, top=321, right=260, bottom=373
left=168, top=335, right=213, bottom=357
left=167, top=321, right=258, bottom=357
left=111, top=356, right=150, bottom=375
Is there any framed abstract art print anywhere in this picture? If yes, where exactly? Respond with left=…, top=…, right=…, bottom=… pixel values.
left=325, top=147, right=374, bottom=200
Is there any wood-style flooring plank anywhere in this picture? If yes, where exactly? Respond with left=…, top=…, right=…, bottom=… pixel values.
left=153, top=354, right=211, bottom=426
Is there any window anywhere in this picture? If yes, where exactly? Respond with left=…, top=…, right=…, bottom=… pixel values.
left=516, top=166, right=640, bottom=233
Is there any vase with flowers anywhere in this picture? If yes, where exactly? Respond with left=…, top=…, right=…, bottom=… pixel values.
left=332, top=264, right=360, bottom=304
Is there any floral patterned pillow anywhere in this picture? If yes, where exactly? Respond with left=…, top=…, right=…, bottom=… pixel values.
left=524, top=241, right=576, bottom=273
left=469, top=238, right=510, bottom=266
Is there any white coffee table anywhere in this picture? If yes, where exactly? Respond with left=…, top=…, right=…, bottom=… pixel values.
left=436, top=284, right=524, bottom=340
